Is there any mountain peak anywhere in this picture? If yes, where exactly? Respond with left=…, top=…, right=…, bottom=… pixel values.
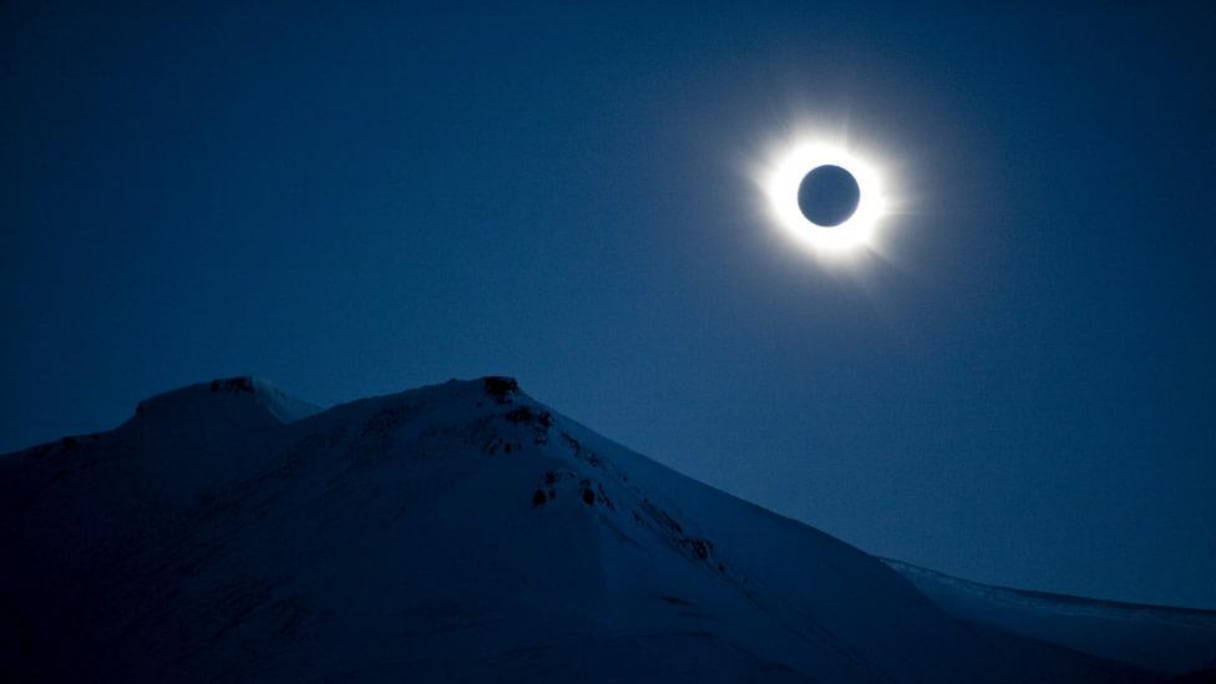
left=131, top=375, right=322, bottom=426
left=480, top=375, right=521, bottom=402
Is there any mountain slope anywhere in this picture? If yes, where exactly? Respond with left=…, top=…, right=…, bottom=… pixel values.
left=0, top=377, right=1168, bottom=683
left=883, top=559, right=1216, bottom=675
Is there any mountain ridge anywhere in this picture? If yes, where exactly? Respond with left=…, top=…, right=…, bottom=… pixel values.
left=882, top=559, right=1216, bottom=674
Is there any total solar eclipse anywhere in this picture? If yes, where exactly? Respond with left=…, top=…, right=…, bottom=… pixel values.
left=759, top=139, right=889, bottom=254
left=797, top=165, right=860, bottom=227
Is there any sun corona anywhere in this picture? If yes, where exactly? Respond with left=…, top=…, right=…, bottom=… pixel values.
left=761, top=139, right=889, bottom=255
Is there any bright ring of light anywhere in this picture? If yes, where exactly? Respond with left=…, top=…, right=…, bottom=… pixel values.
left=764, top=141, right=888, bottom=254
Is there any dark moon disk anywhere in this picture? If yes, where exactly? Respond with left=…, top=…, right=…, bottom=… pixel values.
left=797, top=165, right=861, bottom=227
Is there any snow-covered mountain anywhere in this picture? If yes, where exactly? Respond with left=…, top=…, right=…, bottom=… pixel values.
left=1, top=376, right=1210, bottom=683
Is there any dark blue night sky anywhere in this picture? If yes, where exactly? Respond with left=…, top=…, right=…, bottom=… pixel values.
left=4, top=2, right=1214, bottom=608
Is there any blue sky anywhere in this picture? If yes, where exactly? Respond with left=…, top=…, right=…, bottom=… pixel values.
left=3, top=2, right=1214, bottom=607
